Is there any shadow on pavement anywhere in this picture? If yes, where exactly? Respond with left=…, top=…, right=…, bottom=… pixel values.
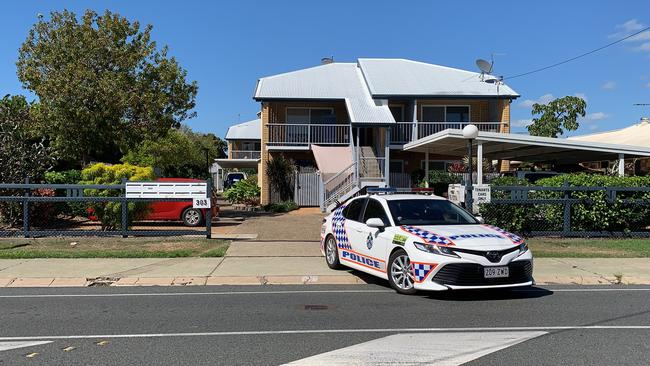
left=423, top=286, right=554, bottom=301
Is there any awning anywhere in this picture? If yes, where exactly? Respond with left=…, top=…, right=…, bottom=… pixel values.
left=403, top=129, right=650, bottom=164
left=213, top=158, right=260, bottom=170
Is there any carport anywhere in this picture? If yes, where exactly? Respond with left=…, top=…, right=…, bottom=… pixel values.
left=404, top=129, right=650, bottom=184
left=212, top=158, right=260, bottom=192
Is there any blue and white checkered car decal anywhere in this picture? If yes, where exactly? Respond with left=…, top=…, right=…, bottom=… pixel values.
left=484, top=225, right=524, bottom=245
left=332, top=205, right=352, bottom=250
left=412, top=263, right=437, bottom=283
left=400, top=226, right=455, bottom=246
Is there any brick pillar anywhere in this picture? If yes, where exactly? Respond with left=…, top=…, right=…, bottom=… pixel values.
left=260, top=103, right=271, bottom=205
left=499, top=100, right=511, bottom=173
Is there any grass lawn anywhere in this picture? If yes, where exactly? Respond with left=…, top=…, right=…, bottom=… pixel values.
left=527, top=238, right=650, bottom=258
left=0, top=237, right=229, bottom=259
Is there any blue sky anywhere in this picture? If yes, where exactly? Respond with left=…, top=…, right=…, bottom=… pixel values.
left=1, top=1, right=649, bottom=138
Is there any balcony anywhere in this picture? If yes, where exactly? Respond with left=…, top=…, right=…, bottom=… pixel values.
left=230, top=150, right=261, bottom=159
left=390, top=122, right=507, bottom=145
left=267, top=124, right=351, bottom=147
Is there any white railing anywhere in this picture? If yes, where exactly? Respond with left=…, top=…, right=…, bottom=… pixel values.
left=321, top=161, right=358, bottom=210
left=230, top=150, right=261, bottom=159
left=267, top=124, right=350, bottom=146
left=391, top=122, right=507, bottom=144
left=358, top=157, right=386, bottom=180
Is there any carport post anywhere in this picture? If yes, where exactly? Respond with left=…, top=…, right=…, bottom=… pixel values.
left=477, top=142, right=483, bottom=185
left=618, top=154, right=625, bottom=177
left=424, top=149, right=430, bottom=188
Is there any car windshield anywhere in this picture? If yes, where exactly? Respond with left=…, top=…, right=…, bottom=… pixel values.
left=387, top=199, right=478, bottom=226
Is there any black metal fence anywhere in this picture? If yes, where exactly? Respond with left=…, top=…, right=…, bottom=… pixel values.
left=479, top=184, right=650, bottom=237
left=0, top=180, right=213, bottom=238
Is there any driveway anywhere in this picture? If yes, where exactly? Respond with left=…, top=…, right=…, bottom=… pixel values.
left=229, top=207, right=325, bottom=241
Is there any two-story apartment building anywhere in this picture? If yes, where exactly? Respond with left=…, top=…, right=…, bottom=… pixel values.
left=249, top=58, right=519, bottom=208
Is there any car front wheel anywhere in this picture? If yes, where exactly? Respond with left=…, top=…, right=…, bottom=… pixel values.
left=324, top=235, right=342, bottom=269
left=182, top=208, right=204, bottom=227
left=388, top=249, right=417, bottom=295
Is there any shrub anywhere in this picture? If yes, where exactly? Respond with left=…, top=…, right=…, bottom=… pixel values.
left=266, top=155, right=295, bottom=201
left=223, top=177, right=260, bottom=206
left=44, top=170, right=82, bottom=184
left=80, top=163, right=156, bottom=230
left=263, top=201, right=298, bottom=213
left=420, top=170, right=462, bottom=195
left=480, top=173, right=650, bottom=234
left=44, top=169, right=86, bottom=217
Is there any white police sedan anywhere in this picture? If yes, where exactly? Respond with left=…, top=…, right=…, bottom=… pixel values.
left=320, top=189, right=533, bottom=294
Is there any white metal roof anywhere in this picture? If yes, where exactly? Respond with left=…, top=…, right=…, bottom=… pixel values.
left=569, top=118, right=650, bottom=148
left=403, top=129, right=650, bottom=163
left=254, top=63, right=394, bottom=124
left=225, top=118, right=261, bottom=140
left=358, top=58, right=519, bottom=98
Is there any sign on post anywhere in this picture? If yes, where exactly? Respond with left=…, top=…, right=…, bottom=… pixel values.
left=472, top=184, right=491, bottom=212
left=447, top=184, right=465, bottom=205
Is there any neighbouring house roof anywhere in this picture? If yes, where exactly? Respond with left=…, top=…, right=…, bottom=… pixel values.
left=254, top=63, right=394, bottom=124
left=357, top=58, right=519, bottom=98
left=253, top=58, right=519, bottom=124
left=403, top=129, right=650, bottom=163
left=225, top=118, right=261, bottom=140
left=568, top=118, right=650, bottom=148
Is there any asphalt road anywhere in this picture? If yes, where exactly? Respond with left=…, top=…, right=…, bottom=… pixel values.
left=0, top=284, right=649, bottom=365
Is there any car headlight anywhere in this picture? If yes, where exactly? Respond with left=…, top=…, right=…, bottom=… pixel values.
left=518, top=242, right=529, bottom=256
left=413, top=242, right=459, bottom=258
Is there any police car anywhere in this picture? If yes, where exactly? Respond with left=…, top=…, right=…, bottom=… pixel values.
left=321, top=189, right=533, bottom=294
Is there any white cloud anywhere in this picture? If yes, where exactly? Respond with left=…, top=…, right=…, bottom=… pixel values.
left=519, top=93, right=555, bottom=108
left=584, top=112, right=610, bottom=121
left=589, top=124, right=599, bottom=131
left=601, top=81, right=616, bottom=90
left=645, top=81, right=650, bottom=88
left=574, top=93, right=588, bottom=102
left=609, top=19, right=650, bottom=51
left=635, top=42, right=650, bottom=51
left=512, top=119, right=533, bottom=127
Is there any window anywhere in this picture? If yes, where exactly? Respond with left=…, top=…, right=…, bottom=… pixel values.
left=387, top=199, right=478, bottom=226
left=362, top=199, right=390, bottom=226
left=446, top=106, right=470, bottom=122
left=343, top=198, right=365, bottom=221
left=286, top=108, right=336, bottom=124
left=421, top=106, right=470, bottom=122
left=389, top=105, right=404, bottom=122
left=421, top=106, right=445, bottom=122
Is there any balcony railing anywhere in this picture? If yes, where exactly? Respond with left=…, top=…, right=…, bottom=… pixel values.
left=267, top=124, right=350, bottom=146
left=391, top=122, right=507, bottom=145
left=230, top=150, right=261, bottom=159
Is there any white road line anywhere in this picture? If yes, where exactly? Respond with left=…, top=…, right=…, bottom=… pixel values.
left=0, top=326, right=649, bottom=341
left=285, top=331, right=547, bottom=366
left=0, top=341, right=52, bottom=352
left=0, top=289, right=391, bottom=299
left=0, top=287, right=649, bottom=298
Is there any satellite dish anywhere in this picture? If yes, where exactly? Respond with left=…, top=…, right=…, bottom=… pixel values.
left=476, top=59, right=493, bottom=74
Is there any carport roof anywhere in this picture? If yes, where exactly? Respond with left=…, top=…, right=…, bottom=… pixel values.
left=213, top=158, right=260, bottom=169
left=403, top=129, right=650, bottom=163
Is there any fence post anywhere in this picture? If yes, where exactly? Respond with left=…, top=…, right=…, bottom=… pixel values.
left=562, top=180, right=571, bottom=236
left=23, top=177, right=30, bottom=238
left=206, top=178, right=212, bottom=239
left=121, top=178, right=128, bottom=238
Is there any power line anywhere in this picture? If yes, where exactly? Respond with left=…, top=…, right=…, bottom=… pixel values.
left=504, top=26, right=650, bottom=81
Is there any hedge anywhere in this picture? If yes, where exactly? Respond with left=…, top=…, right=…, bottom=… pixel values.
left=479, top=173, right=650, bottom=234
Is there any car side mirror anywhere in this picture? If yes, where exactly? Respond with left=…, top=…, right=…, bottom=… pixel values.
left=475, top=216, right=485, bottom=224
left=366, top=218, right=385, bottom=230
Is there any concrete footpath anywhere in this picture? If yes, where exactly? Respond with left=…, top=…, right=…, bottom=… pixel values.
left=1, top=241, right=649, bottom=287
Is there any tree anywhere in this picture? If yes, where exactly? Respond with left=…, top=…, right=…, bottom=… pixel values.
left=121, top=126, right=226, bottom=179
left=16, top=9, right=198, bottom=165
left=266, top=155, right=295, bottom=201
left=0, top=95, right=55, bottom=225
left=527, top=96, right=586, bottom=138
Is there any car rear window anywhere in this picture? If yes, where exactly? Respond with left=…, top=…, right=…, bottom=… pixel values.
left=387, top=199, right=478, bottom=226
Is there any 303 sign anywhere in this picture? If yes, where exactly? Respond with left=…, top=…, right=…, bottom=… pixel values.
left=193, top=197, right=211, bottom=209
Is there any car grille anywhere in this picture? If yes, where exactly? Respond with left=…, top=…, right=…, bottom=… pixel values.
left=451, top=246, right=520, bottom=263
left=432, top=260, right=533, bottom=287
